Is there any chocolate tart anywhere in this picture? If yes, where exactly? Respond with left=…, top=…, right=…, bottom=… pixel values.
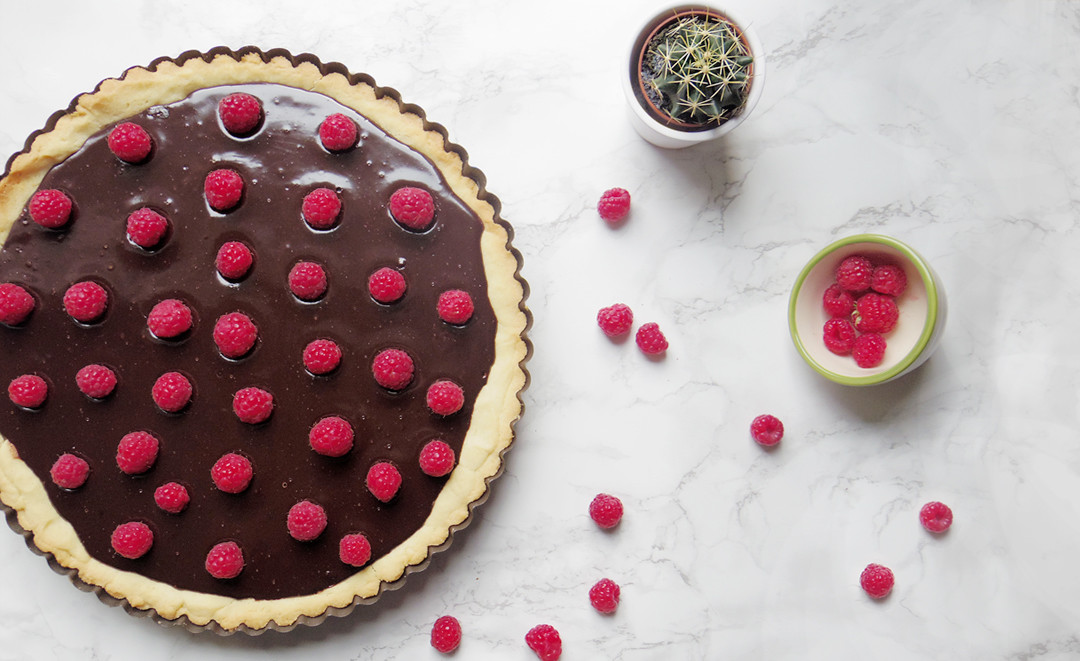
left=0, top=47, right=530, bottom=634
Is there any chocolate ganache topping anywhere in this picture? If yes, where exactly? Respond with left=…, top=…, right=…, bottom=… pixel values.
left=0, top=83, right=495, bottom=599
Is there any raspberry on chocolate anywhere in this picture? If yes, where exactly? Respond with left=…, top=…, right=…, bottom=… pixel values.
left=111, top=521, right=154, bottom=559
left=309, top=415, right=354, bottom=457
left=204, top=168, right=245, bottom=212
left=437, top=290, right=474, bottom=325
left=597, top=303, right=633, bottom=337
left=205, top=541, right=245, bottom=579
left=339, top=532, right=372, bottom=567
left=288, top=261, right=328, bottom=301
left=919, top=501, right=953, bottom=533
left=116, top=431, right=159, bottom=475
left=835, top=255, right=873, bottom=293
left=107, top=122, right=153, bottom=164
left=852, top=333, right=887, bottom=368
left=0, top=283, right=35, bottom=325
left=126, top=207, right=170, bottom=250
left=418, top=440, right=455, bottom=477
left=8, top=374, right=48, bottom=409
left=854, top=292, right=899, bottom=334
left=750, top=414, right=784, bottom=447
left=589, top=578, right=621, bottom=614
left=287, top=500, right=328, bottom=542
left=50, top=453, right=90, bottom=490
left=426, top=379, right=464, bottom=416
left=525, top=624, right=562, bottom=661
left=368, top=267, right=406, bottom=304
left=366, top=461, right=402, bottom=502
left=823, top=318, right=857, bottom=356
left=318, top=113, right=358, bottom=152
left=589, top=493, right=623, bottom=529
left=28, top=189, right=73, bottom=229
left=635, top=321, right=668, bottom=355
left=372, top=348, right=414, bottom=391
left=147, top=298, right=193, bottom=339
left=215, top=241, right=254, bottom=281
left=232, top=387, right=273, bottom=424
left=211, top=453, right=253, bottom=493
left=302, top=187, right=342, bottom=230
left=218, top=92, right=263, bottom=136
left=303, top=338, right=342, bottom=375
left=154, top=482, right=190, bottom=514
left=213, top=311, right=258, bottom=358
left=430, top=615, right=463, bottom=654
left=152, top=371, right=193, bottom=413
left=860, top=563, right=894, bottom=599
left=822, top=283, right=855, bottom=317
left=63, top=280, right=108, bottom=323
left=75, top=364, right=117, bottom=399
left=871, top=264, right=908, bottom=297
left=389, top=186, right=435, bottom=231
left=597, top=187, right=631, bottom=224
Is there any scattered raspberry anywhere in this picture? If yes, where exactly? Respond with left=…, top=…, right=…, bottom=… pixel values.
left=366, top=461, right=402, bottom=502
left=418, top=440, right=456, bottom=477
left=309, top=415, right=354, bottom=457
left=63, top=280, right=108, bottom=323
left=750, top=414, right=784, bottom=447
left=28, top=189, right=73, bottom=229
left=589, top=578, right=621, bottom=614
left=0, top=283, right=35, bottom=325
left=107, top=122, right=153, bottom=163
left=218, top=92, right=263, bottom=135
left=75, top=364, right=117, bottom=399
left=154, top=482, right=190, bottom=514
left=589, top=493, right=623, bottom=529
left=437, top=289, right=474, bottom=325
left=116, top=431, right=159, bottom=475
left=871, top=264, right=908, bottom=297
left=8, top=374, right=47, bottom=409
left=919, top=501, right=953, bottom=533
left=852, top=333, right=887, bottom=368
left=125, top=207, right=170, bottom=249
left=389, top=186, right=435, bottom=231
left=213, top=311, right=258, bottom=358
left=430, top=615, right=463, bottom=654
left=319, top=113, right=358, bottom=152
left=211, top=453, right=253, bottom=493
left=50, top=453, right=90, bottom=489
left=835, top=255, right=873, bottom=293
left=823, top=318, right=857, bottom=355
left=204, top=168, right=245, bottom=212
left=368, top=267, right=407, bottom=304
left=426, top=380, right=464, bottom=416
left=232, top=387, right=273, bottom=424
left=215, top=241, right=254, bottom=280
left=303, top=338, right=342, bottom=375
left=372, top=348, right=414, bottom=390
left=111, top=522, right=154, bottom=559
left=152, top=371, right=193, bottom=413
left=302, top=187, right=342, bottom=230
left=854, top=292, right=899, bottom=334
left=525, top=624, right=562, bottom=661
left=860, top=563, right=894, bottom=599
left=288, top=261, right=328, bottom=301
left=635, top=322, right=668, bottom=355
left=597, top=303, right=633, bottom=337
left=597, top=187, right=631, bottom=224
left=287, top=500, right=328, bottom=541
left=339, top=533, right=372, bottom=567
left=205, top=541, right=244, bottom=579
left=147, top=299, right=193, bottom=339
left=822, top=283, right=855, bottom=317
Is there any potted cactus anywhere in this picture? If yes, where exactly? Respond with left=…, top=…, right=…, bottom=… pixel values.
left=623, top=5, right=765, bottom=148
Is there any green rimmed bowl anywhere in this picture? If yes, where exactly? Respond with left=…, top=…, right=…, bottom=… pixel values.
left=789, top=234, right=947, bottom=386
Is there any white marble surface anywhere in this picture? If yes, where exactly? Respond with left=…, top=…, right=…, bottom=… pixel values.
left=1, top=0, right=1079, bottom=659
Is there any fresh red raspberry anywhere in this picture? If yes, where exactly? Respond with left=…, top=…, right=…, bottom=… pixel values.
left=597, top=303, right=633, bottom=337
left=111, top=521, right=154, bottom=559
left=205, top=541, right=245, bottom=579
left=635, top=321, right=668, bottom=355
left=372, top=348, right=414, bottom=390
left=823, top=318, right=857, bottom=355
left=152, top=371, right=193, bottom=413
left=871, top=264, right=908, bottom=297
left=430, top=615, right=462, bottom=654
left=389, top=186, right=435, bottom=231
left=303, top=338, right=342, bottom=375
left=852, top=332, right=887, bottom=368
left=63, top=280, right=108, bottom=323
left=288, top=261, right=328, bottom=301
left=218, top=92, right=263, bottom=135
left=116, top=431, right=159, bottom=475
left=0, top=283, right=35, bottom=325
left=75, top=364, right=117, bottom=399
left=419, top=440, right=455, bottom=477
left=287, top=500, right=328, bottom=541
left=919, top=501, right=953, bottom=533
left=309, top=415, right=354, bottom=457
left=50, top=453, right=90, bottom=489
left=835, top=255, right=873, bottom=293
left=339, top=533, right=372, bottom=567
left=750, top=414, right=784, bottom=447
left=589, top=578, right=621, bottom=614
left=126, top=207, right=169, bottom=249
left=437, top=289, right=474, bottom=325
left=213, top=311, right=258, bottom=358
left=597, top=187, right=631, bottom=224
left=302, top=187, right=342, bottom=230
left=319, top=113, right=358, bottom=151
left=426, top=379, right=464, bottom=416
left=107, top=122, right=153, bottom=163
left=232, top=387, right=273, bottom=424
left=860, top=563, right=894, bottom=599
left=211, top=452, right=253, bottom=493
left=154, top=482, right=190, bottom=514
left=525, top=624, right=562, bottom=661
left=204, top=168, right=245, bottom=212
left=28, top=189, right=73, bottom=228
left=8, top=374, right=47, bottom=408
left=368, top=267, right=407, bottom=304
left=589, top=493, right=623, bottom=529
left=366, top=461, right=402, bottom=502
left=147, top=299, right=193, bottom=339
left=854, top=292, right=899, bottom=334
left=215, top=241, right=254, bottom=280
left=822, top=283, right=856, bottom=317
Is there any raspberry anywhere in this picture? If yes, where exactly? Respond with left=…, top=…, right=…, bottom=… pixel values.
left=152, top=371, right=193, bottom=413
left=596, top=303, right=633, bottom=337
left=75, top=364, right=117, bottom=399
left=368, top=267, right=407, bottom=304
left=0, top=283, right=35, bottom=325
left=8, top=374, right=47, bottom=408
left=339, top=533, right=372, bottom=567
left=63, top=280, right=108, bottom=323
left=525, top=624, right=562, bottom=661
left=750, top=414, right=784, bottom=447
left=635, top=321, right=668, bottom=355
left=111, top=522, right=154, bottom=559
left=835, top=255, right=873, bottom=293
left=215, top=241, right=254, bottom=280
left=303, top=338, right=342, bottom=375
left=589, top=493, right=623, bottom=529
left=437, top=289, right=474, bottom=325
left=288, top=261, right=328, bottom=301
left=205, top=541, right=244, bottom=579
left=426, top=379, right=464, bottom=416
left=822, top=283, right=855, bottom=317
left=107, top=122, right=153, bottom=163
left=126, top=207, right=169, bottom=249
left=213, top=311, right=258, bottom=358
left=116, top=431, right=159, bottom=475
left=309, top=415, right=354, bottom=457
left=366, top=461, right=402, bottom=502
left=823, top=318, right=857, bottom=355
left=287, top=500, right=328, bottom=541
left=919, top=501, right=953, bottom=533
left=232, top=387, right=273, bottom=424
left=430, top=615, right=462, bottom=654
left=218, top=92, right=263, bottom=135
left=418, top=439, right=455, bottom=477
left=871, top=264, right=907, bottom=297
left=597, top=187, right=631, bottom=224
left=302, top=187, right=342, bottom=230
left=204, top=168, right=244, bottom=212
left=589, top=578, right=621, bottom=614
left=319, top=113, right=358, bottom=152
left=147, top=299, right=193, bottom=339
left=50, top=453, right=90, bottom=489
left=28, top=189, right=73, bottom=228
left=854, top=292, right=899, bottom=334
left=211, top=453, right=253, bottom=493
left=372, top=348, right=414, bottom=390
left=154, top=482, right=190, bottom=514
left=860, top=563, right=894, bottom=599
left=852, top=333, right=887, bottom=368
left=389, top=186, right=435, bottom=231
